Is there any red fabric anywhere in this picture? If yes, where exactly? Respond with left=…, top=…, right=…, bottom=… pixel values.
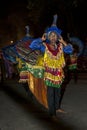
left=46, top=43, right=60, bottom=56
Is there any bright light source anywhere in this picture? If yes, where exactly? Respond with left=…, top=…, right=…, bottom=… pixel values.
left=10, top=40, right=13, bottom=44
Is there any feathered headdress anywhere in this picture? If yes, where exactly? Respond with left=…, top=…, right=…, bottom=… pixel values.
left=45, top=14, right=62, bottom=37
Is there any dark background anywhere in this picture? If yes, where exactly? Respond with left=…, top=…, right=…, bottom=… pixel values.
left=0, top=0, right=87, bottom=48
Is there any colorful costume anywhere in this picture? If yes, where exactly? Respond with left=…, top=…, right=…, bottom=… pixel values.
left=30, top=38, right=73, bottom=87
left=43, top=43, right=65, bottom=87
left=29, top=14, right=73, bottom=116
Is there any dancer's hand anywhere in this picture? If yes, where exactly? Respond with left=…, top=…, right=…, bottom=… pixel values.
left=42, top=33, right=47, bottom=41
left=58, top=36, right=67, bottom=46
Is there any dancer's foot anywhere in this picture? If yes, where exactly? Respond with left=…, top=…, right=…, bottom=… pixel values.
left=51, top=115, right=58, bottom=121
left=56, top=108, right=67, bottom=114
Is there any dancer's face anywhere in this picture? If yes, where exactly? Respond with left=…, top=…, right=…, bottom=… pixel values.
left=49, top=32, right=58, bottom=45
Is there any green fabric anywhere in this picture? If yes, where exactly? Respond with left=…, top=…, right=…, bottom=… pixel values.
left=19, top=64, right=27, bottom=72
left=19, top=63, right=44, bottom=78
left=45, top=79, right=64, bottom=88
left=27, top=67, right=44, bottom=78
left=68, top=64, right=77, bottom=70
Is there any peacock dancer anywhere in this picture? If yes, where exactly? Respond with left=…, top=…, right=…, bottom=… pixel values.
left=29, top=14, right=73, bottom=117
